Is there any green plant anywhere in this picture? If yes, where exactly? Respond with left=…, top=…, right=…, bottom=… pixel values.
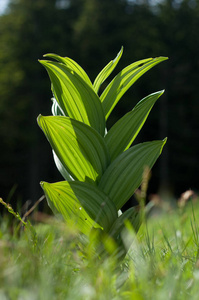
left=37, top=47, right=167, bottom=258
left=0, top=197, right=27, bottom=226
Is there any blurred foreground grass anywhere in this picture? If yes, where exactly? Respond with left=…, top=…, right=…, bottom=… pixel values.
left=1, top=196, right=199, bottom=300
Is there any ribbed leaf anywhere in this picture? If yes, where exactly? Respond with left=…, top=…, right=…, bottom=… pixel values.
left=100, top=56, right=168, bottom=119
left=37, top=115, right=110, bottom=183
left=39, top=60, right=106, bottom=136
left=93, top=46, right=123, bottom=94
left=40, top=180, right=118, bottom=234
left=99, top=207, right=142, bottom=260
left=108, top=206, right=142, bottom=259
left=105, top=91, right=164, bottom=161
left=44, top=53, right=93, bottom=87
left=99, top=139, right=167, bottom=210
left=109, top=206, right=142, bottom=241
left=52, top=150, right=73, bottom=181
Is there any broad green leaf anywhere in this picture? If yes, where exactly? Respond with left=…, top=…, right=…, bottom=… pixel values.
left=52, top=150, right=74, bottom=181
left=98, top=139, right=167, bottom=210
left=108, top=206, right=142, bottom=241
left=107, top=206, right=142, bottom=258
left=99, top=207, right=142, bottom=260
left=39, top=60, right=106, bottom=136
left=100, top=56, right=168, bottom=119
left=40, top=180, right=118, bottom=234
left=105, top=91, right=164, bottom=161
left=37, top=115, right=110, bottom=183
left=109, top=206, right=142, bottom=240
left=44, top=53, right=93, bottom=87
left=93, top=46, right=123, bottom=94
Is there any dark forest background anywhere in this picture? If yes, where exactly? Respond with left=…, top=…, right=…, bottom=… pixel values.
left=0, top=0, right=199, bottom=208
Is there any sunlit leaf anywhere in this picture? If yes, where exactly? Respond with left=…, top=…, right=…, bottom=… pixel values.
left=38, top=48, right=168, bottom=258
left=93, top=46, right=123, bottom=94
left=99, top=139, right=167, bottom=210
left=37, top=115, right=110, bottom=183
left=44, top=53, right=93, bottom=87
left=39, top=60, right=106, bottom=135
left=105, top=91, right=164, bottom=161
left=52, top=150, right=74, bottom=181
left=41, top=180, right=118, bottom=234
left=100, top=56, right=168, bottom=119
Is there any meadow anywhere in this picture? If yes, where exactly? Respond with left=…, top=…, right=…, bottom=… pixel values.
left=1, top=194, right=199, bottom=300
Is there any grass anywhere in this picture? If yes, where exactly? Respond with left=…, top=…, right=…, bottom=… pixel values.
left=1, top=197, right=199, bottom=299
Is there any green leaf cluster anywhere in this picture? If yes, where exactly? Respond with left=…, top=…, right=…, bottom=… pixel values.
left=37, top=48, right=167, bottom=257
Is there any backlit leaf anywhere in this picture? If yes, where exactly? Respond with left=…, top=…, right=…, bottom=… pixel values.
left=105, top=91, right=164, bottom=161
left=99, top=139, right=167, bottom=210
left=41, top=180, right=118, bottom=234
left=52, top=150, right=73, bottom=181
left=93, top=46, right=123, bottom=94
left=44, top=53, right=93, bottom=87
left=37, top=115, right=110, bottom=183
left=39, top=60, right=106, bottom=135
left=100, top=56, right=168, bottom=119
